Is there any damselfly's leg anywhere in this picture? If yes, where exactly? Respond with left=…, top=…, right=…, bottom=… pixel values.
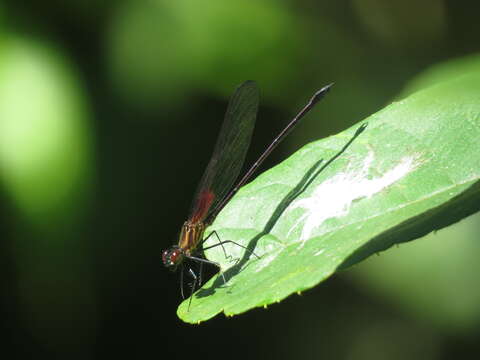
left=186, top=267, right=198, bottom=311
left=200, top=231, right=230, bottom=261
left=198, top=261, right=204, bottom=288
left=201, top=231, right=260, bottom=260
left=179, top=265, right=185, bottom=299
left=187, top=255, right=226, bottom=285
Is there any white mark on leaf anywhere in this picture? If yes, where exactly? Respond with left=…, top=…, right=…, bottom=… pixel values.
left=314, top=248, right=325, bottom=256
left=287, top=151, right=420, bottom=246
left=254, top=252, right=279, bottom=273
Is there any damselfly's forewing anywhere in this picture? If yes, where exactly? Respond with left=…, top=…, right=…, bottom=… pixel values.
left=188, top=81, right=259, bottom=224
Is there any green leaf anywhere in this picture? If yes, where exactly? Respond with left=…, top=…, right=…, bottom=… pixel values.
left=177, top=72, right=480, bottom=323
left=400, top=53, right=480, bottom=97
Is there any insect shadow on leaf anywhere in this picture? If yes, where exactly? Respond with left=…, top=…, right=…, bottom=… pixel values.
left=195, top=122, right=368, bottom=299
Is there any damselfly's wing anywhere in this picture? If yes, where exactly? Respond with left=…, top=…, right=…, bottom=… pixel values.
left=188, top=81, right=259, bottom=224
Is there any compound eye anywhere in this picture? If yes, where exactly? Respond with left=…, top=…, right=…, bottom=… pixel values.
left=169, top=249, right=180, bottom=264
left=161, top=249, right=169, bottom=264
left=162, top=247, right=183, bottom=268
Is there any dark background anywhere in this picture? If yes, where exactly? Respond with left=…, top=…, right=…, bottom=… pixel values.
left=1, top=1, right=479, bottom=359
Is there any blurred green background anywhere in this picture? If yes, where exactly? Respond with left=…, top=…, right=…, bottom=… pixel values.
left=0, top=1, right=479, bottom=359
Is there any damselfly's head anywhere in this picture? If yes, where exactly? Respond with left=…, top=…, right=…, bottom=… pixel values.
left=162, top=245, right=184, bottom=271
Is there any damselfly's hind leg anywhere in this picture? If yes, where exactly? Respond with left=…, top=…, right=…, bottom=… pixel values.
left=201, top=230, right=260, bottom=262
left=187, top=255, right=227, bottom=285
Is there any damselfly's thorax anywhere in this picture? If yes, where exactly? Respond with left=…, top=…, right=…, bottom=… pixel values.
left=178, top=220, right=206, bottom=256
left=162, top=220, right=206, bottom=271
